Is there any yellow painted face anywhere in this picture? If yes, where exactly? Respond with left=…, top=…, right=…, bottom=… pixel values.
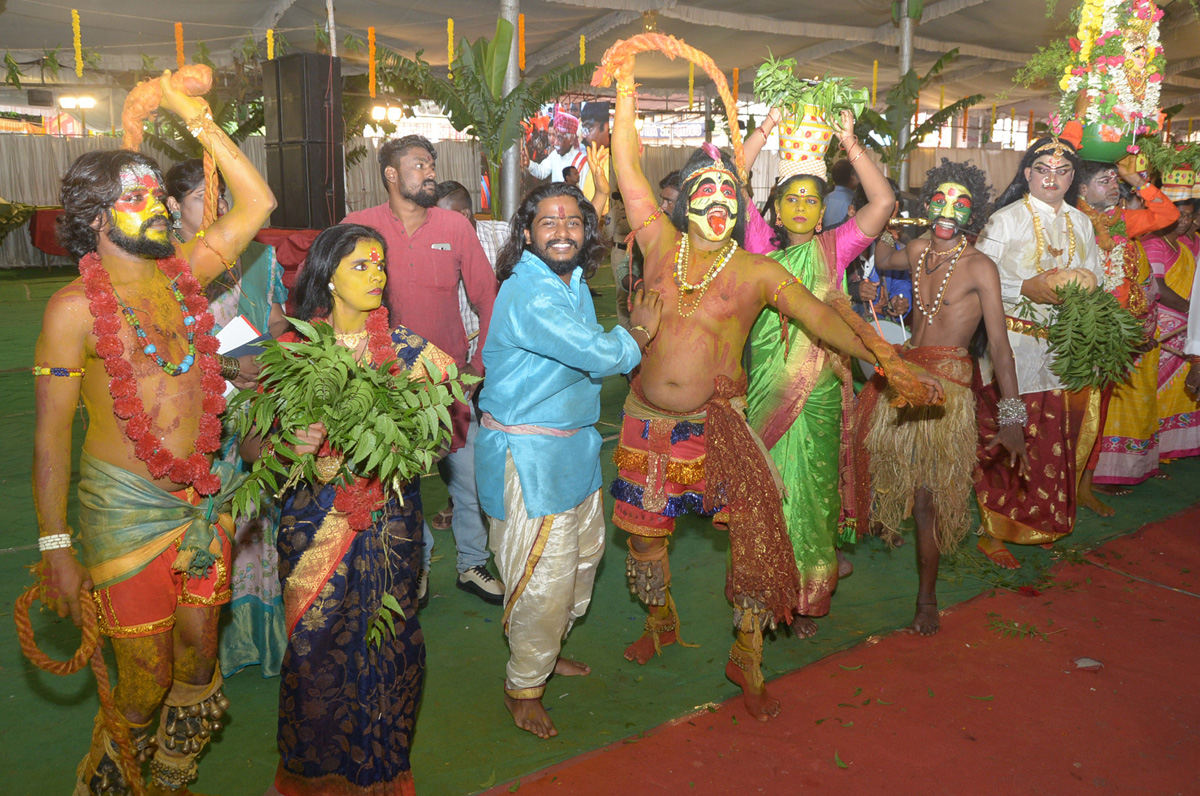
left=112, top=164, right=169, bottom=244
left=686, top=167, right=739, bottom=242
left=775, top=177, right=824, bottom=236
left=331, top=238, right=387, bottom=314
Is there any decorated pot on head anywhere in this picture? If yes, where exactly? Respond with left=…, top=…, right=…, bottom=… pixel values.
left=1191, top=157, right=1200, bottom=200
left=1162, top=159, right=1195, bottom=202
left=777, top=104, right=833, bottom=180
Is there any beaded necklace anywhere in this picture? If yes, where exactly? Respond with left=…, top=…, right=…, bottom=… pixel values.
left=1025, top=194, right=1077, bottom=271
left=673, top=234, right=738, bottom=318
left=912, top=237, right=968, bottom=325
left=112, top=278, right=198, bottom=376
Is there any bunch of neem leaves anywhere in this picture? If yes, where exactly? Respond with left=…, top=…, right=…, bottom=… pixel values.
left=753, top=54, right=869, bottom=123
left=227, top=318, right=477, bottom=521
left=1017, top=284, right=1141, bottom=391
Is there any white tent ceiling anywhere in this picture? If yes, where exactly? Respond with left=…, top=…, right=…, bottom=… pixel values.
left=3, top=0, right=1200, bottom=123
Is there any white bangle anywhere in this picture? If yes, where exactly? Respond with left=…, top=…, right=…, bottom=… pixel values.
left=38, top=533, right=73, bottom=552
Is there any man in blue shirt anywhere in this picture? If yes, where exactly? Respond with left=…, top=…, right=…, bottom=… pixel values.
left=476, top=182, right=662, bottom=739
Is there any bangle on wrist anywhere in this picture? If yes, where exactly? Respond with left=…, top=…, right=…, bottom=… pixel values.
left=631, top=324, right=650, bottom=341
left=218, top=354, right=241, bottom=381
left=997, top=397, right=1028, bottom=427
left=38, top=532, right=73, bottom=552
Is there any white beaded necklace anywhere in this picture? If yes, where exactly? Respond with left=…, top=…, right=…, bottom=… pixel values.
left=912, top=236, right=968, bottom=325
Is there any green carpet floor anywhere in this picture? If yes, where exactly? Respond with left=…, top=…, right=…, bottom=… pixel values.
left=2, top=264, right=1197, bottom=795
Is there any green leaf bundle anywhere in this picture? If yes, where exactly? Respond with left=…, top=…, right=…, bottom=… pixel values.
left=1040, top=284, right=1142, bottom=391
left=753, top=55, right=868, bottom=123
left=227, top=318, right=478, bottom=521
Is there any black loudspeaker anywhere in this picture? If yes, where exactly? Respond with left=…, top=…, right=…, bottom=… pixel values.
left=263, top=53, right=344, bottom=144
left=265, top=142, right=346, bottom=230
left=262, top=52, right=346, bottom=229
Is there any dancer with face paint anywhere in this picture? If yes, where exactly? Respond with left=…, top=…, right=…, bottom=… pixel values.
left=738, top=105, right=901, bottom=636
left=1075, top=159, right=1179, bottom=507
left=607, top=56, right=943, bottom=721
left=851, top=159, right=1028, bottom=635
left=32, top=70, right=275, bottom=795
left=972, top=132, right=1106, bottom=569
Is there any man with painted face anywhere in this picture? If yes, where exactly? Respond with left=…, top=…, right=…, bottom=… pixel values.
left=476, top=182, right=660, bottom=739
left=344, top=134, right=503, bottom=607
left=33, top=71, right=275, bottom=794
left=852, top=159, right=1028, bottom=635
left=608, top=56, right=943, bottom=721
left=1074, top=159, right=1178, bottom=509
left=972, top=133, right=1105, bottom=569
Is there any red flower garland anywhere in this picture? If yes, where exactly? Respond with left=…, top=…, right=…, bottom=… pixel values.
left=79, top=252, right=226, bottom=494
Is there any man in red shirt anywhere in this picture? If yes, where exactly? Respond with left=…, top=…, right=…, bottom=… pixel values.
left=343, top=134, right=502, bottom=605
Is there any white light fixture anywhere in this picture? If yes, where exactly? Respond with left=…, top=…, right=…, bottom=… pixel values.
left=387, top=106, right=403, bottom=123
left=59, top=96, right=78, bottom=109
left=371, top=105, right=387, bottom=121
left=77, top=96, right=96, bottom=109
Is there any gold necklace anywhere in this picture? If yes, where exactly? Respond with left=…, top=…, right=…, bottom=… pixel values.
left=673, top=235, right=738, bottom=318
left=1026, top=194, right=1076, bottom=272
left=335, top=328, right=369, bottom=347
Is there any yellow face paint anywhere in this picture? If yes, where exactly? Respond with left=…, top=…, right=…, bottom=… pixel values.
left=331, top=238, right=387, bottom=314
left=112, top=165, right=169, bottom=243
left=686, top=167, right=739, bottom=242
left=775, top=177, right=824, bottom=236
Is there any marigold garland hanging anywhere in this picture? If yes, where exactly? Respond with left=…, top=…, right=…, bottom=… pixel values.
left=518, top=14, right=525, bottom=72
left=580, top=35, right=586, bottom=66
left=267, top=29, right=275, bottom=60
left=72, top=9, right=82, bottom=77
left=732, top=67, right=739, bottom=105
left=447, top=18, right=454, bottom=80
left=368, top=27, right=376, bottom=98
left=175, top=23, right=185, bottom=69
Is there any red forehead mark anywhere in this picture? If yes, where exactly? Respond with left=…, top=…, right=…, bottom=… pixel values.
left=555, top=203, right=567, bottom=219
left=368, top=247, right=383, bottom=263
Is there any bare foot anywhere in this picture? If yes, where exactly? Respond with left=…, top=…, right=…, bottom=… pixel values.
left=725, top=660, right=781, bottom=721
left=905, top=602, right=940, bottom=636
left=792, top=616, right=819, bottom=638
left=977, top=537, right=1021, bottom=569
left=1152, top=471, right=1171, bottom=480
left=1078, top=487, right=1115, bottom=517
left=504, top=694, right=558, bottom=739
left=836, top=549, right=854, bottom=578
left=1094, top=484, right=1132, bottom=497
left=624, top=627, right=675, bottom=664
left=553, top=657, right=590, bottom=676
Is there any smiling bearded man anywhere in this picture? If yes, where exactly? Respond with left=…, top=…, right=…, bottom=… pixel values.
left=475, top=182, right=660, bottom=740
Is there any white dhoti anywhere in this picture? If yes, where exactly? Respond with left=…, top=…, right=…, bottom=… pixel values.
left=489, top=452, right=605, bottom=699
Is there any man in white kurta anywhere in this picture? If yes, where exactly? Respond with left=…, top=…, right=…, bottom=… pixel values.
left=972, top=133, right=1104, bottom=568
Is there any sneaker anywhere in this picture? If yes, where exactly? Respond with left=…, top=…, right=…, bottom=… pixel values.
left=456, top=565, right=504, bottom=605
left=417, top=569, right=429, bottom=609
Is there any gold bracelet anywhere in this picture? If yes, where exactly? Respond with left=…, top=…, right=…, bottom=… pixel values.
left=314, top=452, right=345, bottom=484
left=194, top=228, right=236, bottom=271
left=849, top=148, right=865, bottom=165
left=617, top=82, right=638, bottom=99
